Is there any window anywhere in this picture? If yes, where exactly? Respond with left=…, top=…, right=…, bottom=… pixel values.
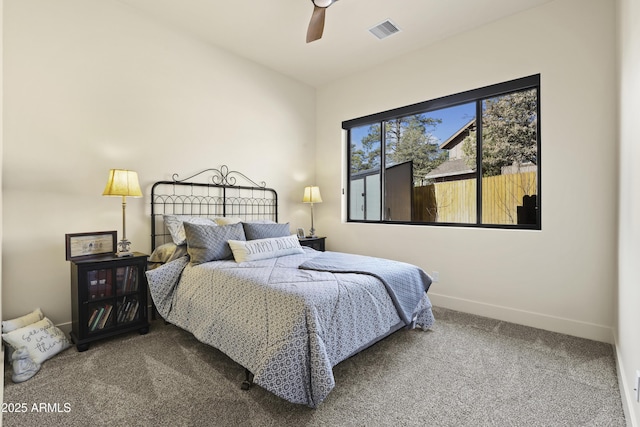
left=344, top=75, right=540, bottom=229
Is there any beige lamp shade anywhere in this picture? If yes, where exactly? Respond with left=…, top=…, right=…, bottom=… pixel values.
left=102, top=169, right=143, bottom=197
left=302, top=186, right=323, bottom=204
left=102, top=169, right=142, bottom=257
left=303, top=186, right=322, bottom=238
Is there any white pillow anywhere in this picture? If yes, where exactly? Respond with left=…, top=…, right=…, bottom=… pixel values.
left=163, top=215, right=217, bottom=245
left=2, top=317, right=71, bottom=364
left=2, top=308, right=44, bottom=332
left=213, top=217, right=242, bottom=226
left=228, top=235, right=304, bottom=263
left=149, top=242, right=188, bottom=265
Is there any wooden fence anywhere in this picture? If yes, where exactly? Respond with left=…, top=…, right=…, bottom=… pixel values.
left=413, top=171, right=537, bottom=224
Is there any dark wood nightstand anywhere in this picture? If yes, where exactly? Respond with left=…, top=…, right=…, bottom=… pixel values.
left=299, top=237, right=326, bottom=252
left=69, top=252, right=150, bottom=351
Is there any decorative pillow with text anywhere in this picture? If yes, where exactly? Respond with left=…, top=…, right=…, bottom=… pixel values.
left=2, top=317, right=71, bottom=364
left=228, top=234, right=304, bottom=263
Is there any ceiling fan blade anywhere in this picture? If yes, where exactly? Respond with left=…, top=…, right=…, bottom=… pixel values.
left=306, top=5, right=326, bottom=43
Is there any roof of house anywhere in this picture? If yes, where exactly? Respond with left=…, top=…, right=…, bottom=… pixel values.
left=439, top=119, right=476, bottom=150
left=425, top=158, right=475, bottom=179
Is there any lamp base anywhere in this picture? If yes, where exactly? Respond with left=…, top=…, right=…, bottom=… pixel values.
left=116, top=239, right=133, bottom=257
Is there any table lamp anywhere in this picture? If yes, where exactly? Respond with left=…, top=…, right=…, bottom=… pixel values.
left=303, top=186, right=322, bottom=237
left=102, top=169, right=143, bottom=257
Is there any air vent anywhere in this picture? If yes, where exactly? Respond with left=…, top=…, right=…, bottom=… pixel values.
left=369, top=20, right=400, bottom=40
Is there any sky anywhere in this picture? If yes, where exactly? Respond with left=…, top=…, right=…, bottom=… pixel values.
left=427, top=102, right=476, bottom=144
left=350, top=102, right=476, bottom=152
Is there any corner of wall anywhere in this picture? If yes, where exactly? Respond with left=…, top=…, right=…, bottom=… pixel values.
left=613, top=329, right=638, bottom=427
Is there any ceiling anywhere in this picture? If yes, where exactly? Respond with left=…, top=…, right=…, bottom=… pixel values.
left=116, top=0, right=553, bottom=87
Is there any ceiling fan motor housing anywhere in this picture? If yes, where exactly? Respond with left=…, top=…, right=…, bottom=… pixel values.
left=313, top=0, right=335, bottom=8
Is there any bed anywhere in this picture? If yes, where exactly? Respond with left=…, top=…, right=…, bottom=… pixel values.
left=146, top=167, right=435, bottom=408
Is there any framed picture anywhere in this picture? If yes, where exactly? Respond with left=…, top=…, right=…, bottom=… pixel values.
left=65, top=231, right=117, bottom=260
left=297, top=228, right=305, bottom=239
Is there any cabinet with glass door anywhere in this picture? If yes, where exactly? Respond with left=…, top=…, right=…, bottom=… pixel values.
left=69, top=252, right=149, bottom=351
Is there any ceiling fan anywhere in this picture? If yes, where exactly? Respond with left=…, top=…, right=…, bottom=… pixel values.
left=306, top=0, right=339, bottom=43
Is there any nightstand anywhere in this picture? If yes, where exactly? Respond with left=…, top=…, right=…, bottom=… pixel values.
left=299, top=236, right=326, bottom=252
left=69, top=252, right=150, bottom=351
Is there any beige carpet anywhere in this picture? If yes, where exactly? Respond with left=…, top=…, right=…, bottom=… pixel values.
left=3, top=307, right=625, bottom=426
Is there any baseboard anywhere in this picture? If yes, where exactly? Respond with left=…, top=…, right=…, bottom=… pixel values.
left=428, top=292, right=615, bottom=344
left=613, top=329, right=638, bottom=427
left=56, top=321, right=72, bottom=337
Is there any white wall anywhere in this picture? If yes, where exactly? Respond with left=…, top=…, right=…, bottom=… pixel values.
left=2, top=0, right=316, bottom=326
left=2, top=0, right=635, bottom=421
left=617, top=0, right=640, bottom=423
left=316, top=0, right=618, bottom=343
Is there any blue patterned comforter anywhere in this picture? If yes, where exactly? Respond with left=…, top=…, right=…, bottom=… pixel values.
left=299, top=251, right=432, bottom=325
left=146, top=249, right=435, bottom=408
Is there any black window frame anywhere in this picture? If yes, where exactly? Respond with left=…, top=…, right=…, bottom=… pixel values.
left=343, top=74, right=541, bottom=230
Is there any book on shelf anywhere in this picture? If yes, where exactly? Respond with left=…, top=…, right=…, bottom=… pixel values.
left=116, top=266, right=127, bottom=293
left=90, top=306, right=105, bottom=331
left=97, top=304, right=113, bottom=330
left=126, top=299, right=139, bottom=322
left=87, top=271, right=99, bottom=300
left=97, top=269, right=109, bottom=298
left=115, top=266, right=138, bottom=293
left=129, top=267, right=138, bottom=292
left=116, top=297, right=139, bottom=323
left=105, top=274, right=112, bottom=297
left=124, top=267, right=134, bottom=292
left=87, top=308, right=99, bottom=328
left=117, top=297, right=125, bottom=323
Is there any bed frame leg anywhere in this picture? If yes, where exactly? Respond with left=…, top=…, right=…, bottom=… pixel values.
left=241, top=368, right=254, bottom=390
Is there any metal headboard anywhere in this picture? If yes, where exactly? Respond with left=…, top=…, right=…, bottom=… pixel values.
left=151, top=166, right=278, bottom=250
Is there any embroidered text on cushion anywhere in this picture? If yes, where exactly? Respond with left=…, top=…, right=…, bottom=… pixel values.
left=2, top=317, right=71, bottom=364
left=228, top=234, right=304, bottom=263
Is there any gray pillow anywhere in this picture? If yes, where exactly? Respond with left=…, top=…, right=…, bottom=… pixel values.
left=184, top=222, right=246, bottom=265
left=242, top=222, right=291, bottom=240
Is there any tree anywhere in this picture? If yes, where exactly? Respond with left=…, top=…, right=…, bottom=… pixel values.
left=351, top=114, right=446, bottom=183
left=350, top=143, right=367, bottom=174
left=350, top=124, right=382, bottom=174
left=462, top=89, right=537, bottom=176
